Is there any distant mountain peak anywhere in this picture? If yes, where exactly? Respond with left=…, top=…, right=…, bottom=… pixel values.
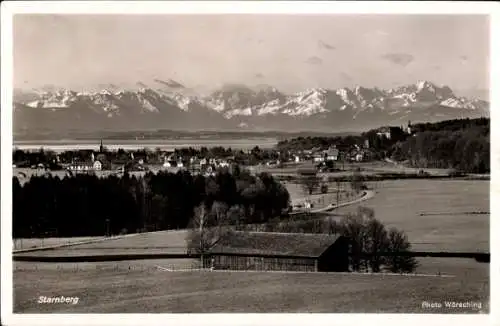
left=13, top=80, right=489, bottom=133
left=416, top=80, right=436, bottom=90
left=136, top=81, right=149, bottom=89
left=154, top=79, right=185, bottom=89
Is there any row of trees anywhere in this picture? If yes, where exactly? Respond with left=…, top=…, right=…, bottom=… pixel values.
left=259, top=207, right=416, bottom=273
left=298, top=169, right=366, bottom=199
left=12, top=167, right=291, bottom=238
left=410, top=117, right=489, bottom=133
left=341, top=207, right=418, bottom=273
left=390, top=126, right=489, bottom=173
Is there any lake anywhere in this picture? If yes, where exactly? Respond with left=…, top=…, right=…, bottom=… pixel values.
left=13, top=138, right=278, bottom=153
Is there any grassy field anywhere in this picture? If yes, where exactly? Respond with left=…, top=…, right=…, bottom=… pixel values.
left=252, top=160, right=456, bottom=177
left=13, top=178, right=488, bottom=257
left=14, top=230, right=189, bottom=257
left=12, top=177, right=489, bottom=313
left=13, top=228, right=489, bottom=279
left=13, top=258, right=488, bottom=313
left=333, top=179, right=489, bottom=253
left=355, top=161, right=453, bottom=176
left=13, top=236, right=105, bottom=251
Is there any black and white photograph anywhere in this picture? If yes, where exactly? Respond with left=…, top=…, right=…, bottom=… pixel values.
left=1, top=1, right=498, bottom=324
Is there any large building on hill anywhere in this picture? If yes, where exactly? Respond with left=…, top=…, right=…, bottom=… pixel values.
left=206, top=232, right=350, bottom=272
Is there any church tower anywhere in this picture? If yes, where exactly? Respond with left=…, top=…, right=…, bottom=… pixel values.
left=99, top=139, right=104, bottom=153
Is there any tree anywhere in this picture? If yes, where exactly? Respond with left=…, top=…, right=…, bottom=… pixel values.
left=339, top=206, right=418, bottom=273
left=340, top=213, right=365, bottom=272
left=13, top=167, right=290, bottom=239
left=186, top=201, right=233, bottom=268
left=364, top=216, right=389, bottom=272
left=336, top=180, right=342, bottom=205
left=385, top=228, right=419, bottom=273
left=350, top=169, right=365, bottom=194
left=298, top=170, right=320, bottom=196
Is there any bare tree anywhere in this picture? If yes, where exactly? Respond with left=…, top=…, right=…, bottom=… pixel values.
left=340, top=207, right=417, bottom=273
left=350, top=169, right=365, bottom=194
left=385, top=228, right=419, bottom=273
left=340, top=213, right=365, bottom=272
left=186, top=201, right=234, bottom=268
left=336, top=180, right=342, bottom=205
left=364, top=216, right=389, bottom=272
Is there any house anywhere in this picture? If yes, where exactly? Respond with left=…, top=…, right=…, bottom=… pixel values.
left=68, top=161, right=94, bottom=173
left=93, top=160, right=103, bottom=171
left=294, top=155, right=301, bottom=163
left=69, top=160, right=102, bottom=172
left=325, top=147, right=339, bottom=161
left=95, top=153, right=109, bottom=170
left=313, top=153, right=325, bottom=163
left=203, top=164, right=216, bottom=176
left=163, top=156, right=172, bottom=168
left=193, top=163, right=203, bottom=172
left=204, top=232, right=350, bottom=272
left=355, top=153, right=364, bottom=162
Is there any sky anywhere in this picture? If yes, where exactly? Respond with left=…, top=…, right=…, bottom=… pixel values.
left=13, top=14, right=490, bottom=97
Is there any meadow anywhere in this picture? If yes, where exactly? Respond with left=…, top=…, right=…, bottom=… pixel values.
left=12, top=178, right=490, bottom=313
left=13, top=259, right=488, bottom=313
left=14, top=231, right=189, bottom=257
left=13, top=236, right=105, bottom=251
left=334, top=179, right=489, bottom=252
left=14, top=179, right=489, bottom=259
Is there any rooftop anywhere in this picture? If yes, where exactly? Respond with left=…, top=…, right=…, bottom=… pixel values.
left=210, top=231, right=342, bottom=257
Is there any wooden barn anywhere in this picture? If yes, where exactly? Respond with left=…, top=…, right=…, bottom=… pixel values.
left=206, top=232, right=349, bottom=272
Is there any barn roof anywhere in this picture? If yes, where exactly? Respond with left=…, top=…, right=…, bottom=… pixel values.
left=210, top=231, right=342, bottom=258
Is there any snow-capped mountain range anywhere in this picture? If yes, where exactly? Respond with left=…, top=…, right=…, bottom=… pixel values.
left=13, top=79, right=489, bottom=133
